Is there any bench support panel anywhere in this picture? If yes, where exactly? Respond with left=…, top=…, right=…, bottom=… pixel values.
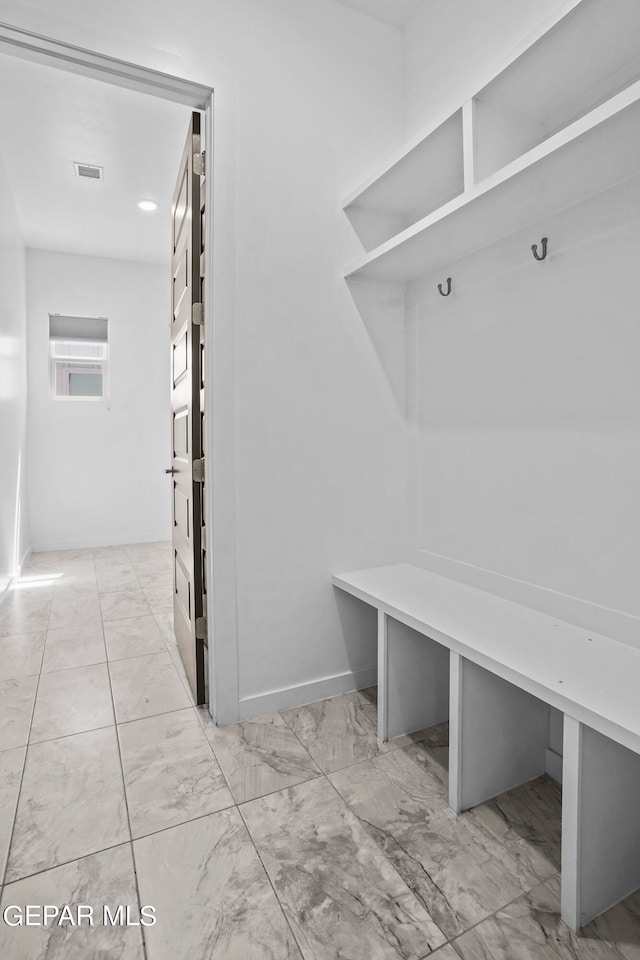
left=377, top=612, right=449, bottom=741
left=561, top=716, right=640, bottom=932
left=449, top=652, right=548, bottom=814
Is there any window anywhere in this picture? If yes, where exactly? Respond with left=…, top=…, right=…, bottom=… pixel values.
left=48, top=315, right=109, bottom=400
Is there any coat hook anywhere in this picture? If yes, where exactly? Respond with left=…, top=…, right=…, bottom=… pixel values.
left=531, top=237, right=548, bottom=261
left=438, top=277, right=452, bottom=297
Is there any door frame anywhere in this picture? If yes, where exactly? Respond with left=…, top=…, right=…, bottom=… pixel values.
left=0, top=20, right=240, bottom=724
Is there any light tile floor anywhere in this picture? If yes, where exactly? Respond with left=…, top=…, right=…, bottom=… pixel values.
left=0, top=541, right=639, bottom=958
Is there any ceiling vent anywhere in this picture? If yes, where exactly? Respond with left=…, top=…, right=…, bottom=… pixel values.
left=74, top=162, right=104, bottom=180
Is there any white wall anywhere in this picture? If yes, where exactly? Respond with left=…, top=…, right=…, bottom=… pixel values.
left=0, top=155, right=30, bottom=599
left=26, top=250, right=171, bottom=551
left=1, top=0, right=408, bottom=718
left=402, top=1, right=640, bottom=634
left=403, top=0, right=571, bottom=140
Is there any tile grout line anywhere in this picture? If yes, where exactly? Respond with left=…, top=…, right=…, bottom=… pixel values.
left=105, top=578, right=149, bottom=960
left=323, top=773, right=450, bottom=952
left=194, top=700, right=317, bottom=956
left=443, top=871, right=563, bottom=955
left=225, top=713, right=445, bottom=959
left=1, top=840, right=139, bottom=889
left=271, top=711, right=564, bottom=954
left=0, top=553, right=58, bottom=897
left=236, top=801, right=308, bottom=960
left=2, top=546, right=566, bottom=956
left=277, top=703, right=441, bottom=779
left=20, top=700, right=198, bottom=748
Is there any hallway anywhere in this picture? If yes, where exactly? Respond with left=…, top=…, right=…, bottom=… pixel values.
left=0, top=543, right=638, bottom=958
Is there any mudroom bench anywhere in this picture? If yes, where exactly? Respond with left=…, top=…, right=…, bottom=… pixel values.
left=333, top=563, right=640, bottom=933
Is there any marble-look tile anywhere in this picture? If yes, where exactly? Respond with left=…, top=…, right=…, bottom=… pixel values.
left=142, top=586, right=174, bottom=615
left=97, top=567, right=140, bottom=594
left=52, top=573, right=98, bottom=596
left=165, top=642, right=196, bottom=703
left=0, top=676, right=38, bottom=751
left=13, top=575, right=59, bottom=597
left=431, top=948, right=462, bottom=960
left=103, top=615, right=166, bottom=661
left=128, top=558, right=172, bottom=580
left=0, top=746, right=25, bottom=879
left=280, top=690, right=379, bottom=773
left=453, top=875, right=640, bottom=959
left=467, top=774, right=562, bottom=876
left=6, top=727, right=129, bottom=881
left=0, top=599, right=50, bottom=637
left=135, top=808, right=303, bottom=960
left=48, top=593, right=102, bottom=629
left=0, top=631, right=45, bottom=680
left=125, top=540, right=170, bottom=555
left=280, top=689, right=431, bottom=774
left=109, top=651, right=191, bottom=723
left=154, top=612, right=175, bottom=645
left=0, top=844, right=145, bottom=960
left=30, top=663, right=114, bottom=743
left=242, top=776, right=446, bottom=959
left=6, top=582, right=55, bottom=605
left=42, top=622, right=106, bottom=673
left=202, top=711, right=321, bottom=804
left=94, top=545, right=129, bottom=560
left=119, top=708, right=233, bottom=838
left=403, top=738, right=562, bottom=880
left=100, top=590, right=152, bottom=622
left=136, top=570, right=174, bottom=590
left=24, top=552, right=94, bottom=579
left=94, top=554, right=131, bottom=573
left=29, top=548, right=95, bottom=565
left=330, top=744, right=552, bottom=941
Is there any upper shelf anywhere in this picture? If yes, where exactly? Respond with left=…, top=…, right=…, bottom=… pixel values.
left=473, top=0, right=640, bottom=181
left=343, top=0, right=640, bottom=284
left=345, top=81, right=640, bottom=284
left=343, top=110, right=464, bottom=251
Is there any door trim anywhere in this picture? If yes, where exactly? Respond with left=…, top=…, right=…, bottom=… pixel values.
left=0, top=20, right=240, bottom=723
left=0, top=22, right=212, bottom=106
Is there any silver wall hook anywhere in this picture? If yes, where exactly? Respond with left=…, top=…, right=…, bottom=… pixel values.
left=531, top=237, right=548, bottom=261
left=438, top=277, right=452, bottom=297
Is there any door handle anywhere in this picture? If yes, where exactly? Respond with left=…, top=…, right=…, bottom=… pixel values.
left=165, top=467, right=176, bottom=475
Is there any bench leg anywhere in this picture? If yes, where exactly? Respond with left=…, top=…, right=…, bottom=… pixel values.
left=377, top=611, right=449, bottom=741
left=561, top=716, right=640, bottom=932
left=449, top=652, right=548, bottom=814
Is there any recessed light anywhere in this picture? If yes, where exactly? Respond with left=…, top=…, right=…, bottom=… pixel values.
left=138, top=200, right=158, bottom=212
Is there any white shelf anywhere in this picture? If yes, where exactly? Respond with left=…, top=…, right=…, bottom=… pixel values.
left=473, top=0, right=640, bottom=181
left=343, top=110, right=464, bottom=250
left=343, top=0, right=640, bottom=285
left=345, top=80, right=640, bottom=285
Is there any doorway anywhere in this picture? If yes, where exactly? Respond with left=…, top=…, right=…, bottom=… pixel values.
left=0, top=26, right=218, bottom=714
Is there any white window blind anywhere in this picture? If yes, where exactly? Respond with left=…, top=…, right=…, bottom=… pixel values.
left=48, top=314, right=109, bottom=342
left=48, top=314, right=109, bottom=399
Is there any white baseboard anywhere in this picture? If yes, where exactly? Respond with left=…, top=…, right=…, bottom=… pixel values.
left=0, top=543, right=33, bottom=611
left=238, top=665, right=378, bottom=721
left=19, top=544, right=32, bottom=573
left=546, top=747, right=563, bottom=784
left=31, top=532, right=171, bottom=552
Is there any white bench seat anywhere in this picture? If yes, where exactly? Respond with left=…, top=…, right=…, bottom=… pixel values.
left=333, top=562, right=640, bottom=933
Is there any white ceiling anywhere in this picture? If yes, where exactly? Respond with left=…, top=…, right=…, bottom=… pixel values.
left=333, top=0, right=423, bottom=28
left=0, top=53, right=193, bottom=265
